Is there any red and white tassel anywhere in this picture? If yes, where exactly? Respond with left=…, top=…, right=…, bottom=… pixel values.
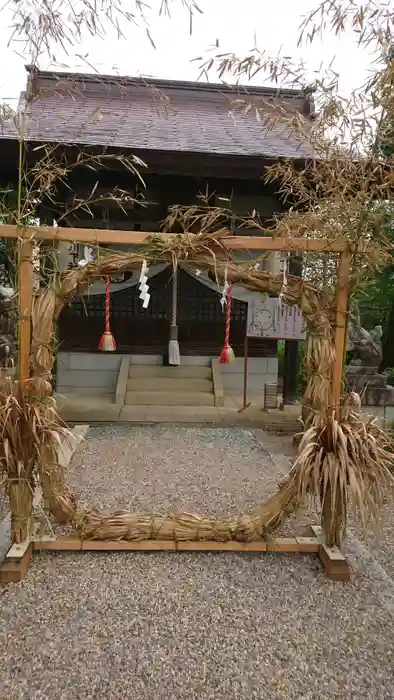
left=99, top=275, right=116, bottom=352
left=219, top=282, right=235, bottom=364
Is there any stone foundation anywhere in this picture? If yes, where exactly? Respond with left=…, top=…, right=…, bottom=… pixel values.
left=56, top=352, right=278, bottom=398
left=345, top=365, right=394, bottom=406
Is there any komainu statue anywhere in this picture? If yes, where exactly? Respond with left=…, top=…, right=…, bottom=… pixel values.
left=346, top=307, right=383, bottom=369
left=0, top=286, right=16, bottom=373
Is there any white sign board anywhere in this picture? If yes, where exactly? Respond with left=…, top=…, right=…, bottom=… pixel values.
left=247, top=294, right=306, bottom=340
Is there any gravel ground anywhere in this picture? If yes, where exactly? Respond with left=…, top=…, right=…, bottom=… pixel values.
left=0, top=478, right=10, bottom=560
left=1, top=552, right=394, bottom=700
left=1, top=425, right=394, bottom=700
left=0, top=488, right=8, bottom=521
left=373, top=503, right=394, bottom=577
left=66, top=425, right=295, bottom=518
left=62, top=425, right=311, bottom=536
left=349, top=501, right=394, bottom=580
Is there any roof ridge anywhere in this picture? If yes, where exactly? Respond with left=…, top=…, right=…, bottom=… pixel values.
left=24, top=64, right=309, bottom=100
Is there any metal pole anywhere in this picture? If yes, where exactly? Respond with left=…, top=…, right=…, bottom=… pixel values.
left=243, top=334, right=248, bottom=409
left=238, top=332, right=251, bottom=413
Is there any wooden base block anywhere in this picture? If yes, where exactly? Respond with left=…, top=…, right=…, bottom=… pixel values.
left=82, top=540, right=176, bottom=551
left=0, top=543, right=33, bottom=583
left=296, top=537, right=320, bottom=553
left=33, top=536, right=319, bottom=554
left=310, top=524, right=322, bottom=538
left=177, top=540, right=267, bottom=552
left=267, top=537, right=315, bottom=552
left=318, top=543, right=351, bottom=582
left=0, top=529, right=347, bottom=585
left=310, top=525, right=351, bottom=581
left=34, top=538, right=177, bottom=552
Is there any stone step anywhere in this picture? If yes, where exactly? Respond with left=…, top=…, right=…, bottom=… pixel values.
left=263, top=422, right=302, bottom=434
left=125, top=391, right=215, bottom=406
left=128, top=365, right=212, bottom=379
left=127, top=377, right=213, bottom=392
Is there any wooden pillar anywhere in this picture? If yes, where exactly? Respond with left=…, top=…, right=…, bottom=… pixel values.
left=332, top=251, right=351, bottom=412
left=18, top=239, right=34, bottom=383
left=282, top=341, right=299, bottom=404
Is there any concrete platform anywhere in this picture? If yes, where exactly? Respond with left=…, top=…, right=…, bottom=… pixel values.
left=55, top=392, right=304, bottom=430
left=124, top=391, right=215, bottom=406
left=57, top=396, right=121, bottom=423
left=55, top=390, right=394, bottom=432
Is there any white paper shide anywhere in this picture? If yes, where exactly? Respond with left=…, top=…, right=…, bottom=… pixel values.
left=138, top=259, right=151, bottom=309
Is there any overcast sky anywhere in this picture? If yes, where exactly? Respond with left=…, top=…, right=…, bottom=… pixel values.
left=0, top=0, right=375, bottom=108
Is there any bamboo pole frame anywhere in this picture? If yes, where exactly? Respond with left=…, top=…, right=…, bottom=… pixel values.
left=0, top=223, right=358, bottom=252
left=1, top=228, right=355, bottom=582
left=17, top=239, right=34, bottom=383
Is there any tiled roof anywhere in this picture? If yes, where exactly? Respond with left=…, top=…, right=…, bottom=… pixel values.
left=0, top=67, right=315, bottom=159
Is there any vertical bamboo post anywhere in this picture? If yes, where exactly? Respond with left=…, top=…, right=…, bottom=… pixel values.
left=332, top=250, right=351, bottom=414
left=18, top=238, right=34, bottom=384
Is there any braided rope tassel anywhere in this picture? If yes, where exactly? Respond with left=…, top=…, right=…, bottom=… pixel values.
left=219, top=282, right=235, bottom=364
left=98, top=275, right=116, bottom=351
left=168, top=264, right=180, bottom=365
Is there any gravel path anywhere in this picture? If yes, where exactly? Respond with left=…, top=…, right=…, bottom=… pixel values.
left=2, top=551, right=394, bottom=700
left=67, top=425, right=294, bottom=517
left=348, top=501, right=394, bottom=581
left=1, top=425, right=394, bottom=700
left=371, top=503, right=394, bottom=577
left=0, top=488, right=8, bottom=521
left=0, top=479, right=10, bottom=561
left=63, top=425, right=311, bottom=535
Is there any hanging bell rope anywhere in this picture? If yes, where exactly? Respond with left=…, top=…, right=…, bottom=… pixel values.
left=98, top=275, right=116, bottom=352
left=168, top=263, right=180, bottom=365
left=219, top=282, right=235, bottom=364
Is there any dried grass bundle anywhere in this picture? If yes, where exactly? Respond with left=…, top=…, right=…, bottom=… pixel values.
left=0, top=379, right=72, bottom=541
left=302, top=320, right=334, bottom=421
left=286, top=394, right=394, bottom=547
left=30, top=287, right=59, bottom=396
left=55, top=475, right=299, bottom=543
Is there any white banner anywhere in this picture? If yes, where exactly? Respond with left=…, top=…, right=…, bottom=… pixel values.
left=247, top=294, right=306, bottom=340
left=57, top=246, right=305, bottom=338
left=182, top=265, right=256, bottom=304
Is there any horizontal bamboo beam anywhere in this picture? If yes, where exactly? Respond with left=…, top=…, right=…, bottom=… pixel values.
left=33, top=536, right=319, bottom=553
left=0, top=223, right=355, bottom=253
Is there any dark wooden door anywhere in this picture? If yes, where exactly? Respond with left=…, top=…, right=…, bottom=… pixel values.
left=58, top=267, right=275, bottom=356
left=58, top=268, right=172, bottom=353
left=177, top=269, right=246, bottom=354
